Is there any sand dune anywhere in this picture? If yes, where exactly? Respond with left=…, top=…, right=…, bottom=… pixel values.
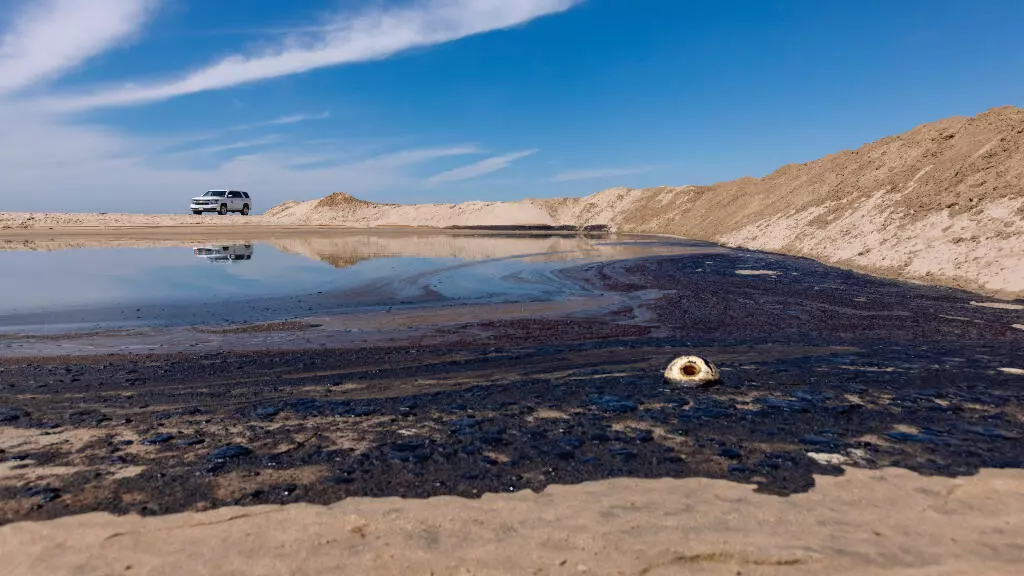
left=262, top=106, right=1024, bottom=298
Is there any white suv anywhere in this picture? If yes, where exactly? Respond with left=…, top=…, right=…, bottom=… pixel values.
left=193, top=244, right=254, bottom=261
left=190, top=190, right=252, bottom=215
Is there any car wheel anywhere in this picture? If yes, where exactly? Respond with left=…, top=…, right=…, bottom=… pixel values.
left=192, top=211, right=202, bottom=215
left=241, top=204, right=250, bottom=216
left=218, top=203, right=228, bottom=215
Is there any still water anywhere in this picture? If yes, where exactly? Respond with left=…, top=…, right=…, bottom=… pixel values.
left=0, top=232, right=716, bottom=333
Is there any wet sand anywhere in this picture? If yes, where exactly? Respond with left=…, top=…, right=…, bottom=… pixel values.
left=1, top=243, right=1023, bottom=573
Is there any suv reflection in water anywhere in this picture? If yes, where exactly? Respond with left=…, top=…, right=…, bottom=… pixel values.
left=193, top=244, right=254, bottom=262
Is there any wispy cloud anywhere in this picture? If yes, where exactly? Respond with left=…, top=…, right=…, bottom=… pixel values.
left=0, top=0, right=156, bottom=95
left=550, top=165, right=656, bottom=182
left=0, top=0, right=572, bottom=212
left=47, top=0, right=583, bottom=111
left=285, top=145, right=480, bottom=171
left=362, top=146, right=481, bottom=167
left=179, top=135, right=283, bottom=154
left=131, top=112, right=332, bottom=151
left=427, top=149, right=538, bottom=184
left=228, top=112, right=331, bottom=131
left=0, top=101, right=486, bottom=212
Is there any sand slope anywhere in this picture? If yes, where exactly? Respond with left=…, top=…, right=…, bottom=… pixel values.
left=2, top=467, right=1022, bottom=576
left=262, top=106, right=1024, bottom=298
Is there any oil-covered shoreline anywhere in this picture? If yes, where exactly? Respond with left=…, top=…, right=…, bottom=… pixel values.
left=1, top=248, right=1021, bottom=525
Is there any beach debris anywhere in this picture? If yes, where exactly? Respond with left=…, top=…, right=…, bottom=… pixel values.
left=735, top=269, right=779, bottom=276
left=663, top=356, right=721, bottom=387
left=807, top=452, right=850, bottom=466
left=808, top=449, right=873, bottom=467
left=970, top=301, right=1024, bottom=310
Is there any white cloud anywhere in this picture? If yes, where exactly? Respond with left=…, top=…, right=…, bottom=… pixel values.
left=0, top=104, right=449, bottom=212
left=179, top=135, right=283, bottom=154
left=427, top=149, right=538, bottom=184
left=47, top=0, right=583, bottom=111
left=550, top=166, right=656, bottom=182
left=361, top=146, right=481, bottom=167
left=281, top=145, right=480, bottom=171
left=0, top=101, right=492, bottom=212
left=0, top=0, right=568, bottom=212
left=228, top=112, right=331, bottom=131
left=0, top=0, right=156, bottom=95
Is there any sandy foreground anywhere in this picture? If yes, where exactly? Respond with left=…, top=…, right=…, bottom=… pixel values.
left=2, top=467, right=1022, bottom=576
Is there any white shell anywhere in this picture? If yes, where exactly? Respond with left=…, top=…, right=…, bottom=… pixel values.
left=663, top=356, right=721, bottom=387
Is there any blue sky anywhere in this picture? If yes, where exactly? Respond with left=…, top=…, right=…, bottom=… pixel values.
left=1, top=0, right=1022, bottom=213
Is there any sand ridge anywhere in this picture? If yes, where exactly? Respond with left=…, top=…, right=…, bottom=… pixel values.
left=261, top=107, right=1024, bottom=298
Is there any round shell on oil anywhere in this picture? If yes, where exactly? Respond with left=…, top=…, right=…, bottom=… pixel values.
left=663, top=355, right=720, bottom=387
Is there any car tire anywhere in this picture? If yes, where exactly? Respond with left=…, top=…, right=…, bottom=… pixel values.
left=241, top=204, right=250, bottom=216
left=192, top=211, right=202, bottom=215
left=218, top=203, right=228, bottom=215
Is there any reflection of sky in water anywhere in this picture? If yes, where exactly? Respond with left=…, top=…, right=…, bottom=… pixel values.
left=0, top=246, right=457, bottom=314
left=0, top=235, right=715, bottom=332
left=0, top=240, right=610, bottom=316
left=0, top=235, right=712, bottom=326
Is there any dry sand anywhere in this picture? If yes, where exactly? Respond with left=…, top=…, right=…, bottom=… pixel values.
left=9, top=107, right=1018, bottom=298
left=2, top=467, right=1022, bottom=576
left=259, top=106, right=1024, bottom=299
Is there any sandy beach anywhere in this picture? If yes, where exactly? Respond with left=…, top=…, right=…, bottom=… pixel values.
left=3, top=0, right=1024, bottom=572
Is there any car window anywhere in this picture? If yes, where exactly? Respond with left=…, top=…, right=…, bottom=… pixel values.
left=203, top=191, right=227, bottom=197
left=241, top=192, right=250, bottom=198
left=228, top=191, right=242, bottom=198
